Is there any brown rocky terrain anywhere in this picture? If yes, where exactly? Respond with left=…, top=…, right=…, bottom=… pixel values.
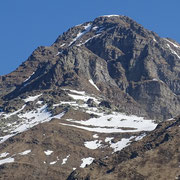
left=0, top=15, right=180, bottom=179
left=68, top=116, right=180, bottom=180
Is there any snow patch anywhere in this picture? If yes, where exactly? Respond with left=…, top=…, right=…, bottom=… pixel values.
left=80, top=157, right=94, bottom=168
left=69, top=23, right=92, bottom=46
left=0, top=105, right=64, bottom=143
left=24, top=72, right=35, bottom=83
left=60, top=43, right=65, bottom=47
left=19, top=150, right=31, bottom=155
left=167, top=118, right=175, bottom=121
left=52, top=112, right=65, bottom=119
left=92, top=26, right=98, bottom=30
left=93, top=134, right=99, bottom=138
left=84, top=140, right=102, bottom=150
left=3, top=105, right=26, bottom=119
left=36, top=101, right=43, bottom=105
left=44, top=150, right=53, bottom=156
left=60, top=122, right=155, bottom=133
left=96, top=27, right=105, bottom=34
left=105, top=137, right=114, bottom=143
left=164, top=38, right=180, bottom=49
left=166, top=44, right=180, bottom=59
left=89, top=79, right=100, bottom=91
left=68, top=92, right=100, bottom=104
left=62, top=154, right=70, bottom=165
left=56, top=51, right=62, bottom=56
left=24, top=94, right=42, bottom=103
left=0, top=152, right=9, bottom=158
left=0, top=157, right=14, bottom=165
left=109, top=136, right=135, bottom=152
left=63, top=112, right=157, bottom=133
left=50, top=161, right=57, bottom=165
left=77, top=34, right=101, bottom=46
left=153, top=38, right=157, bottom=42
left=135, top=133, right=146, bottom=141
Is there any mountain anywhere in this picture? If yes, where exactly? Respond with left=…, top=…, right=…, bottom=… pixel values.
left=0, top=15, right=179, bottom=179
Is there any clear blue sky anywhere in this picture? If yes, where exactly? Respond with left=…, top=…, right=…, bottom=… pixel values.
left=0, top=0, right=180, bottom=75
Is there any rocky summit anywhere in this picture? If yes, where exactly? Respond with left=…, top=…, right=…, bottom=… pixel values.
left=0, top=15, right=179, bottom=180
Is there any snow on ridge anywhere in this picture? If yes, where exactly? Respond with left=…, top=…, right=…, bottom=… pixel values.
left=153, top=38, right=157, bottom=42
left=164, top=38, right=180, bottom=49
left=101, top=15, right=120, bottom=17
left=80, top=157, right=94, bottom=168
left=166, top=44, right=180, bottom=59
left=69, top=23, right=92, bottom=46
left=92, top=26, right=98, bottom=31
left=24, top=72, right=35, bottom=83
left=89, top=79, right=100, bottom=91
left=24, top=94, right=42, bottom=103
left=60, top=43, right=65, bottom=47
left=77, top=34, right=101, bottom=46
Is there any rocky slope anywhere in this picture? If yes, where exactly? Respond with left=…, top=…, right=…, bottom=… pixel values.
left=67, top=116, right=180, bottom=180
left=0, top=15, right=180, bottom=179
left=1, top=15, right=180, bottom=120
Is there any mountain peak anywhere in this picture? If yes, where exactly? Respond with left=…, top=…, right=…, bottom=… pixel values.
left=0, top=15, right=180, bottom=179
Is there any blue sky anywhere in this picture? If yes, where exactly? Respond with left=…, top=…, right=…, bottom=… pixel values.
left=0, top=0, right=180, bottom=75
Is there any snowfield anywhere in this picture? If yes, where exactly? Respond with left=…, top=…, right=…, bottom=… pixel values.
left=0, top=103, right=65, bottom=144
left=44, top=150, right=53, bottom=156
left=80, top=157, right=94, bottom=168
